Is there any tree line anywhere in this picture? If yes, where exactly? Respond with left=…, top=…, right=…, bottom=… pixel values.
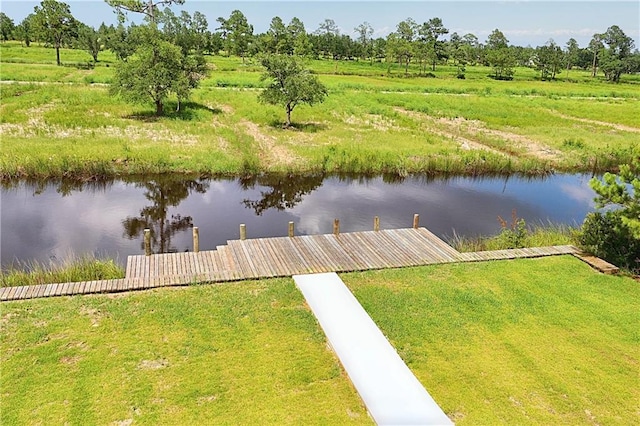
left=1, top=0, right=638, bottom=83
left=0, top=0, right=638, bottom=121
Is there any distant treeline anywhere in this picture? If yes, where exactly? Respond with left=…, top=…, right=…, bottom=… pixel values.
left=0, top=0, right=638, bottom=82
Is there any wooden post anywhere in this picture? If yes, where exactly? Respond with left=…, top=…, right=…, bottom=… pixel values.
left=193, top=227, right=199, bottom=253
left=240, top=224, right=246, bottom=240
left=288, top=221, right=295, bottom=238
left=333, top=219, right=340, bottom=236
left=374, top=216, right=380, bottom=232
left=144, top=229, right=151, bottom=256
left=413, top=214, right=420, bottom=229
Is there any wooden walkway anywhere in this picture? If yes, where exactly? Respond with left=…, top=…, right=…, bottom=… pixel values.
left=0, top=227, right=579, bottom=302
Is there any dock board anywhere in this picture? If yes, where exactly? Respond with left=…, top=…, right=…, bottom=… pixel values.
left=294, top=272, right=453, bottom=425
left=0, top=227, right=583, bottom=301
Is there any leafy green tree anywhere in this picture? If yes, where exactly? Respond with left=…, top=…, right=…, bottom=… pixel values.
left=588, top=34, right=604, bottom=77
left=288, top=17, right=311, bottom=57
left=78, top=24, right=101, bottom=62
left=110, top=26, right=184, bottom=115
left=105, top=0, right=184, bottom=23
left=599, top=25, right=635, bottom=83
left=258, top=54, right=328, bottom=127
left=32, top=0, right=78, bottom=65
left=14, top=14, right=36, bottom=46
left=535, top=39, right=563, bottom=80
left=216, top=10, right=253, bottom=62
left=580, top=158, right=640, bottom=272
left=564, top=37, right=579, bottom=76
left=354, top=21, right=373, bottom=61
left=418, top=17, right=448, bottom=71
left=590, top=158, right=639, bottom=237
left=485, top=29, right=515, bottom=80
left=0, top=12, right=15, bottom=42
left=265, top=16, right=289, bottom=54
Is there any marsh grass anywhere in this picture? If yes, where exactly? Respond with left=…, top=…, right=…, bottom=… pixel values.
left=0, top=255, right=124, bottom=287
left=343, top=257, right=639, bottom=425
left=448, top=221, right=578, bottom=252
left=0, top=279, right=371, bottom=425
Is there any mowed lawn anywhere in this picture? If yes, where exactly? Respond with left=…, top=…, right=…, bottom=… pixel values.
left=1, top=256, right=638, bottom=425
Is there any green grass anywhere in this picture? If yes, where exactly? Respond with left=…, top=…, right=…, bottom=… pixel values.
left=0, top=255, right=125, bottom=287
left=0, top=279, right=371, bottom=425
left=1, top=45, right=639, bottom=178
left=343, top=256, right=639, bottom=425
left=2, top=257, right=637, bottom=424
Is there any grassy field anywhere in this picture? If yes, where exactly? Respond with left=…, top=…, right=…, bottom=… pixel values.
left=1, top=43, right=639, bottom=179
left=1, top=256, right=637, bottom=424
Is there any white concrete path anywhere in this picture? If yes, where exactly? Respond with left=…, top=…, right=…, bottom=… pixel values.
left=294, top=272, right=453, bottom=426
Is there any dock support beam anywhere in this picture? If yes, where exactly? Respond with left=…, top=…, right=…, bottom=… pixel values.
left=413, top=214, right=420, bottom=229
left=288, top=221, right=295, bottom=238
left=333, top=219, right=340, bottom=236
left=240, top=224, right=246, bottom=240
left=374, top=216, right=380, bottom=232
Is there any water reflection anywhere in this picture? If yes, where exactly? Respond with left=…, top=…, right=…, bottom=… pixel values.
left=121, top=176, right=209, bottom=254
left=239, top=173, right=325, bottom=215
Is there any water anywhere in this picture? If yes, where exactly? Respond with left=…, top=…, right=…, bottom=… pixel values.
left=1, top=173, right=597, bottom=268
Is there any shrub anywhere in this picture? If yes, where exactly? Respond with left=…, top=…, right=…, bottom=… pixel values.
left=496, top=209, right=528, bottom=249
left=578, top=212, right=640, bottom=273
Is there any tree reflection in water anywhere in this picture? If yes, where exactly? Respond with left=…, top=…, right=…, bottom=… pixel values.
left=239, top=173, right=325, bottom=215
left=122, top=176, right=209, bottom=254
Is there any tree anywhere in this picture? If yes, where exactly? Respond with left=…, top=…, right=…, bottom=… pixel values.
left=590, top=158, right=639, bottom=237
left=0, top=12, right=15, bottom=42
left=266, top=16, right=289, bottom=54
left=32, top=0, right=77, bottom=66
left=14, top=14, right=36, bottom=46
left=105, top=0, right=184, bottom=23
left=485, top=29, right=515, bottom=80
left=78, top=24, right=101, bottom=62
left=354, top=21, right=373, bottom=61
left=418, top=17, right=449, bottom=71
left=258, top=55, right=328, bottom=127
left=599, top=25, right=635, bottom=83
left=588, top=34, right=604, bottom=77
left=216, top=10, right=253, bottom=62
left=564, top=37, right=579, bottom=76
left=580, top=158, right=640, bottom=272
left=110, top=27, right=184, bottom=115
left=288, top=17, right=311, bottom=57
left=534, top=39, right=563, bottom=80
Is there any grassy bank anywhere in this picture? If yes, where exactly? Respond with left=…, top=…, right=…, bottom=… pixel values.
left=1, top=44, right=639, bottom=179
left=2, top=257, right=637, bottom=424
left=344, top=256, right=639, bottom=425
left=0, top=256, right=125, bottom=287
left=0, top=278, right=371, bottom=425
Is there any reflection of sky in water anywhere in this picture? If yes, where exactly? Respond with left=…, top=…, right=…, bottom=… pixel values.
left=1, top=174, right=596, bottom=267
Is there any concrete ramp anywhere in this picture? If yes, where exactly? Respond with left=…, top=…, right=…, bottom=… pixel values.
left=294, top=272, right=452, bottom=426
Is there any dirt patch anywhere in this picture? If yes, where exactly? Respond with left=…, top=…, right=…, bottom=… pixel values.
left=197, top=395, right=218, bottom=405
left=138, top=359, right=169, bottom=370
left=548, top=110, right=640, bottom=133
left=338, top=112, right=400, bottom=131
left=60, top=355, right=81, bottom=365
left=395, top=108, right=562, bottom=161
left=79, top=306, right=102, bottom=327
left=240, top=120, right=301, bottom=167
left=394, top=108, right=506, bottom=156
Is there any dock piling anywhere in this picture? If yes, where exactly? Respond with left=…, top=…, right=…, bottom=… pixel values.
left=193, top=227, right=199, bottom=253
left=144, top=229, right=151, bottom=256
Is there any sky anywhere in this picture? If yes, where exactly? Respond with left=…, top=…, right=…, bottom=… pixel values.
left=1, top=1, right=638, bottom=48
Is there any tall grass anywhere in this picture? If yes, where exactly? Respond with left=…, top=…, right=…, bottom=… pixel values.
left=1, top=255, right=125, bottom=287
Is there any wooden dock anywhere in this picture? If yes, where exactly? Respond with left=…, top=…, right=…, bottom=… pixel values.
left=0, top=227, right=579, bottom=302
